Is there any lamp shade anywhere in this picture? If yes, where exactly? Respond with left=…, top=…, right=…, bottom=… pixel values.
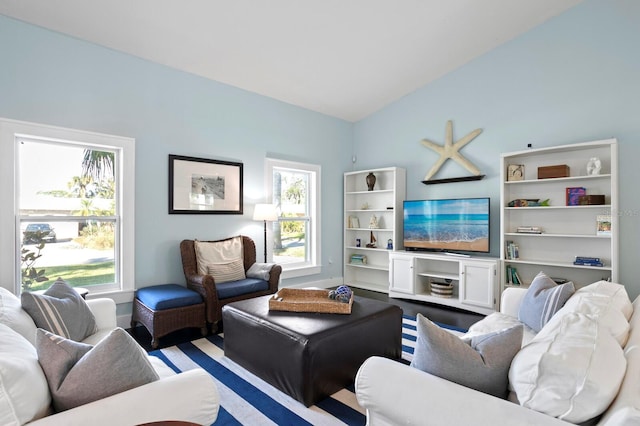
left=253, top=204, right=278, bottom=221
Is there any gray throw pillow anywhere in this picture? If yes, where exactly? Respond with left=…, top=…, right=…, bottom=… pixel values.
left=21, top=278, right=97, bottom=341
left=36, top=327, right=159, bottom=412
left=518, top=271, right=575, bottom=333
left=410, top=313, right=523, bottom=398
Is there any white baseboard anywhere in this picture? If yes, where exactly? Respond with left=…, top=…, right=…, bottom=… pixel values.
left=118, top=314, right=132, bottom=330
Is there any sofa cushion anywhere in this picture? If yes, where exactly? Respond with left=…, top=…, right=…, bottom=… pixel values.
left=0, top=323, right=51, bottom=425
left=518, top=271, right=575, bottom=332
left=136, top=284, right=203, bottom=310
left=36, top=327, right=160, bottom=412
left=410, top=313, right=522, bottom=398
left=195, top=236, right=243, bottom=275
left=21, top=278, right=98, bottom=341
left=509, top=312, right=626, bottom=423
left=599, top=296, right=640, bottom=425
left=207, top=258, right=246, bottom=283
left=0, top=286, right=38, bottom=345
left=216, top=278, right=269, bottom=299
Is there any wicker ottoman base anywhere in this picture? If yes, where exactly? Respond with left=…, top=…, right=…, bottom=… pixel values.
left=132, top=298, right=207, bottom=349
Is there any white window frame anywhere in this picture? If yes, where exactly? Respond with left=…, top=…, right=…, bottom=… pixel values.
left=265, top=158, right=321, bottom=278
left=0, top=118, right=135, bottom=304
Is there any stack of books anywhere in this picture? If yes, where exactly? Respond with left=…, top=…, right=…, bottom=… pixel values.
left=350, top=254, right=367, bottom=265
left=573, top=256, right=603, bottom=267
left=505, top=241, right=519, bottom=259
left=505, top=265, right=522, bottom=285
left=516, top=226, right=542, bottom=234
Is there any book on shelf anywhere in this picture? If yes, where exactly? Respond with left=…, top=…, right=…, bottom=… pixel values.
left=596, top=215, right=612, bottom=236
left=350, top=254, right=367, bottom=265
left=573, top=260, right=604, bottom=267
left=575, top=256, right=601, bottom=263
left=516, top=226, right=542, bottom=234
left=505, top=265, right=521, bottom=285
left=566, top=187, right=586, bottom=206
left=505, top=241, right=519, bottom=259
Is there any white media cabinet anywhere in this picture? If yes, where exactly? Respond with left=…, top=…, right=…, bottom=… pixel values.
left=389, top=251, right=499, bottom=315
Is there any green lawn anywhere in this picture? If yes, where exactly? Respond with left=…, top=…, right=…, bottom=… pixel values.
left=24, top=261, right=115, bottom=291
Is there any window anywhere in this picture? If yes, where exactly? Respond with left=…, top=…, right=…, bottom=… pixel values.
left=0, top=119, right=135, bottom=302
left=265, top=158, right=321, bottom=278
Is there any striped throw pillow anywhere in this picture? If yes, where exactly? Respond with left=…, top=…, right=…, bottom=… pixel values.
left=21, top=278, right=97, bottom=341
left=207, top=259, right=246, bottom=283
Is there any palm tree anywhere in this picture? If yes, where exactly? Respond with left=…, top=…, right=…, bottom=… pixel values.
left=82, top=150, right=114, bottom=181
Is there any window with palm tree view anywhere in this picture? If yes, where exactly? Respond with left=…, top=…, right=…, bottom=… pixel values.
left=269, top=159, right=320, bottom=276
left=18, top=138, right=120, bottom=293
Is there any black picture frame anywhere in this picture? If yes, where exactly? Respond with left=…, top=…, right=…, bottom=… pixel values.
left=169, top=154, right=243, bottom=214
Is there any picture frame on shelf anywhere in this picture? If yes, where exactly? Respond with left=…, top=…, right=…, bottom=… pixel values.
left=507, top=164, right=525, bottom=181
left=169, top=154, right=243, bottom=214
left=596, top=215, right=612, bottom=236
left=348, top=216, right=360, bottom=229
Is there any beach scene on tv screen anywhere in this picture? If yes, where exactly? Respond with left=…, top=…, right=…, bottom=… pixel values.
left=404, top=198, right=489, bottom=252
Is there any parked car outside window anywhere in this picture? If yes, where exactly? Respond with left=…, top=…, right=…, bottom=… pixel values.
left=23, top=223, right=57, bottom=244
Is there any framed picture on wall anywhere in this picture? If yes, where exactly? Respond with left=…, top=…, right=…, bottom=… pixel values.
left=169, top=154, right=243, bottom=214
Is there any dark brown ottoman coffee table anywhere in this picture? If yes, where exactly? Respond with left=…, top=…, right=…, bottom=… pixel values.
left=222, top=294, right=402, bottom=406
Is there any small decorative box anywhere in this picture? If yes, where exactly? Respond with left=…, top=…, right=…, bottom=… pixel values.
left=578, top=195, right=605, bottom=205
left=538, top=165, right=570, bottom=179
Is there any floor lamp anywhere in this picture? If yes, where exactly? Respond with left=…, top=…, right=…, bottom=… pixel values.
left=253, top=204, right=278, bottom=263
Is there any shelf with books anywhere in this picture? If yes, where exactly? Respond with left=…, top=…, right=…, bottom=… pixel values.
left=501, top=139, right=618, bottom=292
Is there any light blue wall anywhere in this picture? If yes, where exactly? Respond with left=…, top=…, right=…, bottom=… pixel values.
left=2, top=0, right=639, bottom=305
left=0, top=15, right=352, bottom=308
left=353, top=0, right=640, bottom=298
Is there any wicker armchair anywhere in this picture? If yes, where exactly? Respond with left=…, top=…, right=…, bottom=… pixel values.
left=180, top=236, right=281, bottom=332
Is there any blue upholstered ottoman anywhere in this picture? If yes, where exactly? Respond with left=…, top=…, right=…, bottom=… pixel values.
left=131, top=284, right=206, bottom=348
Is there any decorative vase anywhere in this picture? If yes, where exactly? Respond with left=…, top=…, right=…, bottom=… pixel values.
left=366, top=172, right=376, bottom=191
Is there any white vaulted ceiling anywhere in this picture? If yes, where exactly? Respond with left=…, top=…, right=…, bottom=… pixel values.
left=0, top=0, right=583, bottom=121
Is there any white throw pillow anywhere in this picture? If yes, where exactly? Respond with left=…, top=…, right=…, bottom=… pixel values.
left=559, top=292, right=630, bottom=346
left=195, top=236, right=243, bottom=275
left=574, top=280, right=632, bottom=320
left=0, top=287, right=37, bottom=345
left=509, top=312, right=626, bottom=423
left=464, top=312, right=536, bottom=347
left=0, top=323, right=51, bottom=425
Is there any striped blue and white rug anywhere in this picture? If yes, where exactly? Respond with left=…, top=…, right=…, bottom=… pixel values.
left=150, top=315, right=466, bottom=426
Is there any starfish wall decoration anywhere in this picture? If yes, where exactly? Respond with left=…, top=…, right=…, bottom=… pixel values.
left=421, top=120, right=483, bottom=181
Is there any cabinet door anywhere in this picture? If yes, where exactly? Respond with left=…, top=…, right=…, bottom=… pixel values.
left=459, top=261, right=495, bottom=309
left=389, top=255, right=414, bottom=294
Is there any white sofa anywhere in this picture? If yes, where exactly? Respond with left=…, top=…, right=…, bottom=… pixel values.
left=0, top=287, right=220, bottom=426
left=356, top=282, right=640, bottom=425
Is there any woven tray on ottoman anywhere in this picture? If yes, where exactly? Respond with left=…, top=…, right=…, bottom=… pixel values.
left=131, top=284, right=207, bottom=349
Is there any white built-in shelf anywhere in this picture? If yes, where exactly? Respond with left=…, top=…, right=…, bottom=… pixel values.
left=501, top=139, right=618, bottom=291
left=343, top=167, right=406, bottom=294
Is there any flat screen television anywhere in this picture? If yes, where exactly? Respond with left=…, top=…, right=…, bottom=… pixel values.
left=403, top=197, right=490, bottom=253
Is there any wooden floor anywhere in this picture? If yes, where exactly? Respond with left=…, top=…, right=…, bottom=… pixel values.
left=351, top=287, right=484, bottom=330
left=130, top=287, right=485, bottom=351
